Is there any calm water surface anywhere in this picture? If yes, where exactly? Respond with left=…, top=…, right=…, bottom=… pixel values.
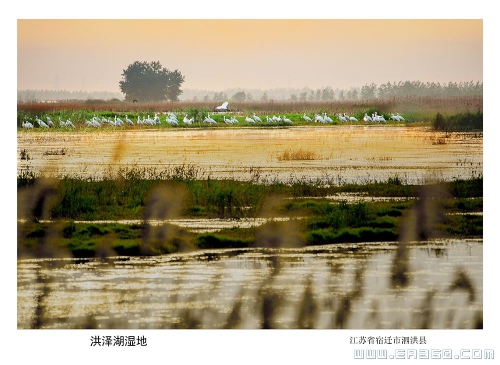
left=17, top=126, right=482, bottom=183
left=17, top=239, right=482, bottom=329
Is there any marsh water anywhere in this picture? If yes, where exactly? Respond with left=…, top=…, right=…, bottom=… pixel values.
left=17, top=239, right=482, bottom=329
left=17, top=126, right=482, bottom=183
left=17, top=126, right=483, bottom=329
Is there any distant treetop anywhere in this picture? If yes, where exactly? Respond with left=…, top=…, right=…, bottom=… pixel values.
left=119, top=61, right=185, bottom=102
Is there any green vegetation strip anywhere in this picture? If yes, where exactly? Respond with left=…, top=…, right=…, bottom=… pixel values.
left=18, top=173, right=482, bottom=258
left=17, top=101, right=482, bottom=131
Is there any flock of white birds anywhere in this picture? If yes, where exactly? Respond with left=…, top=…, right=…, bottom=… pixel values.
left=21, top=111, right=405, bottom=129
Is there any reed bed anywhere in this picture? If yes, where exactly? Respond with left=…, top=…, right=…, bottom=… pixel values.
left=17, top=96, right=483, bottom=129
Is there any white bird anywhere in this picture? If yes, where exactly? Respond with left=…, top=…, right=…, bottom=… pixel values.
left=215, top=101, right=229, bottom=111
left=231, top=116, right=239, bottom=123
left=91, top=116, right=101, bottom=127
left=22, top=121, right=34, bottom=129
left=223, top=116, right=233, bottom=124
left=168, top=112, right=178, bottom=121
left=207, top=113, right=217, bottom=124
left=323, top=113, right=333, bottom=123
left=153, top=113, right=160, bottom=124
left=245, top=116, right=255, bottom=123
left=266, top=116, right=273, bottom=123
left=45, top=116, right=54, bottom=127
left=349, top=115, right=358, bottom=122
left=396, top=113, right=405, bottom=121
left=125, top=115, right=134, bottom=125
left=66, top=119, right=75, bottom=128
left=283, top=116, right=293, bottom=123
left=253, top=113, right=262, bottom=122
left=142, top=115, right=150, bottom=125
left=115, top=116, right=124, bottom=126
left=59, top=118, right=67, bottom=127
left=272, top=115, right=279, bottom=122
left=167, top=115, right=179, bottom=125
left=373, top=112, right=385, bottom=122
left=183, top=114, right=194, bottom=125
left=315, top=114, right=325, bottom=123
left=338, top=114, right=348, bottom=123
left=390, top=114, right=399, bottom=121
left=303, top=113, right=312, bottom=122
left=203, top=113, right=216, bottom=124
left=36, top=117, right=49, bottom=128
left=276, top=115, right=282, bottom=122
left=363, top=113, right=373, bottom=123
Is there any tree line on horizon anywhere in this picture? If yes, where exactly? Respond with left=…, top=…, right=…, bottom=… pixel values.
left=17, top=60, right=482, bottom=103
left=198, top=80, right=483, bottom=103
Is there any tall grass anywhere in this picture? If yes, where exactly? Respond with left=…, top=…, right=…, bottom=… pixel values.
left=18, top=167, right=483, bottom=221
left=277, top=148, right=320, bottom=161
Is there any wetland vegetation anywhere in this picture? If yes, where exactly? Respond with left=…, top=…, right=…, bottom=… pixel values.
left=17, top=164, right=482, bottom=258
left=17, top=96, right=483, bottom=130
left=17, top=96, right=483, bottom=329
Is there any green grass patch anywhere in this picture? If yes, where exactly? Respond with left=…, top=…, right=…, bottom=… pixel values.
left=195, top=233, right=253, bottom=249
left=17, top=172, right=482, bottom=258
left=307, top=227, right=398, bottom=246
left=433, top=111, right=483, bottom=131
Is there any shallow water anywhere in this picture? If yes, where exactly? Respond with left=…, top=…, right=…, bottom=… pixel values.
left=17, top=126, right=482, bottom=184
left=17, top=239, right=482, bottom=329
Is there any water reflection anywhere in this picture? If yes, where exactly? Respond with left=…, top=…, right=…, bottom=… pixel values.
left=17, top=127, right=483, bottom=184
left=17, top=239, right=482, bottom=329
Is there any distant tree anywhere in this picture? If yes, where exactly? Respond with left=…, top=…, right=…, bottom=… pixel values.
left=445, top=81, right=460, bottom=97
left=315, top=89, right=322, bottom=101
left=338, top=90, right=345, bottom=101
left=299, top=92, right=308, bottom=102
left=213, top=92, right=227, bottom=101
left=377, top=82, right=394, bottom=99
left=119, top=61, right=185, bottom=102
left=232, top=91, right=247, bottom=102
left=348, top=88, right=360, bottom=100
left=321, top=87, right=335, bottom=101
left=260, top=92, right=269, bottom=102
left=289, top=93, right=298, bottom=102
left=360, top=83, right=377, bottom=99
left=203, top=95, right=210, bottom=102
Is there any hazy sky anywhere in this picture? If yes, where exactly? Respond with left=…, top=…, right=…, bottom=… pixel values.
left=17, top=19, right=482, bottom=92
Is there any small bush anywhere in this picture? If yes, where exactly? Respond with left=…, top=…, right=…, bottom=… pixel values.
left=433, top=112, right=448, bottom=130
left=433, top=111, right=482, bottom=131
